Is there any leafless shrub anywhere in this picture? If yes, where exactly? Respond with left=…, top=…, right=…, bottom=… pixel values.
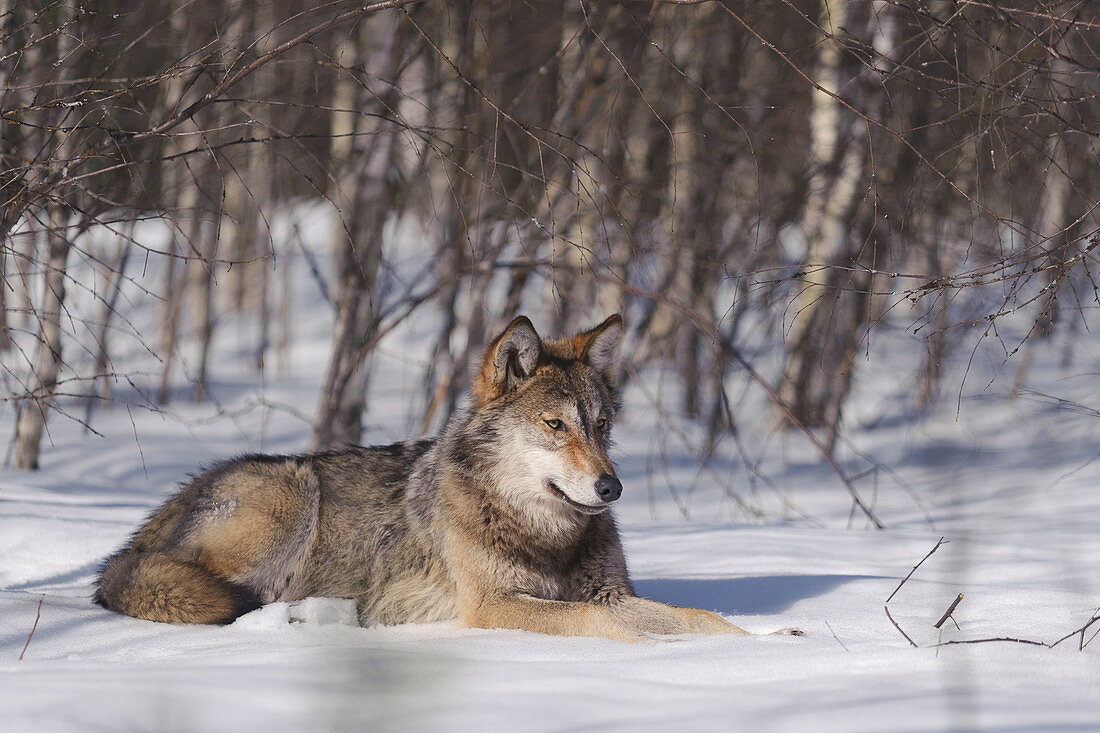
left=2, top=1, right=1098, bottom=520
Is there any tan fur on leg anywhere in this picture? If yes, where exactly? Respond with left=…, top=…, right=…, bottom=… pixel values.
left=611, top=596, right=749, bottom=636
left=465, top=594, right=649, bottom=642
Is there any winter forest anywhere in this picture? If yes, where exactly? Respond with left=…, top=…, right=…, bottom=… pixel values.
left=3, top=1, right=1100, bottom=731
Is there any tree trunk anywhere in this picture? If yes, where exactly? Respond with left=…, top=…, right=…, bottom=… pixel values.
left=8, top=11, right=77, bottom=470
left=0, top=0, right=29, bottom=349
left=83, top=229, right=133, bottom=427
left=775, top=0, right=895, bottom=443
left=249, top=1, right=276, bottom=374
left=10, top=206, right=72, bottom=469
left=156, top=11, right=206, bottom=405
left=0, top=234, right=10, bottom=352
left=192, top=203, right=218, bottom=401
left=1010, top=55, right=1075, bottom=397
left=310, top=12, right=405, bottom=450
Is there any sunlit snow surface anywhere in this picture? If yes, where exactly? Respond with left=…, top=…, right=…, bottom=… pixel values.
left=2, top=235, right=1100, bottom=731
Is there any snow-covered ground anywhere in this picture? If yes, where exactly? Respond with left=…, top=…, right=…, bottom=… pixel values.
left=2, top=221, right=1099, bottom=732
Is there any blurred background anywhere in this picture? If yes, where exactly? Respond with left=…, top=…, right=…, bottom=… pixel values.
left=2, top=0, right=1099, bottom=524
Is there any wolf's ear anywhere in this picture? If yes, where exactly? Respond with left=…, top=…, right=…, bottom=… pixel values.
left=474, top=316, right=542, bottom=403
left=573, top=314, right=623, bottom=382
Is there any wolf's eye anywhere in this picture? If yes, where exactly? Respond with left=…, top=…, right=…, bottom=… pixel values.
left=544, top=418, right=564, bottom=431
left=596, top=417, right=608, bottom=431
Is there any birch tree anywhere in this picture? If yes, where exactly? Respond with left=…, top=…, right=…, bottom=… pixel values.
left=9, top=10, right=77, bottom=469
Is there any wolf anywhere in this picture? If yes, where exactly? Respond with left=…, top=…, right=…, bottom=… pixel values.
left=96, top=315, right=795, bottom=641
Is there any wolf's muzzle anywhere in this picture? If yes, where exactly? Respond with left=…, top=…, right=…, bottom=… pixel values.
left=595, top=475, right=622, bottom=503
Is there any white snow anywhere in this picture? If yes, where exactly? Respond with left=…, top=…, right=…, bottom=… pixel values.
left=2, top=223, right=1100, bottom=731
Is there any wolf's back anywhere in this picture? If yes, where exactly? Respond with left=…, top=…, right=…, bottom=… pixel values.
left=94, top=441, right=435, bottom=625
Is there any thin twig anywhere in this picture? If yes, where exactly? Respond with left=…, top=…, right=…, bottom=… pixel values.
left=933, top=594, right=964, bottom=629
left=883, top=538, right=948, bottom=648
left=931, top=609, right=1100, bottom=651
left=886, top=537, right=946, bottom=604
left=18, top=596, right=44, bottom=661
left=591, top=277, right=886, bottom=529
left=824, top=620, right=850, bottom=652
left=884, top=605, right=918, bottom=648
left=1049, top=610, right=1100, bottom=650
left=122, top=0, right=425, bottom=144
left=932, top=637, right=1046, bottom=648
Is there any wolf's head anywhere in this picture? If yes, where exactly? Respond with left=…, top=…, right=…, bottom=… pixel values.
left=465, top=315, right=624, bottom=518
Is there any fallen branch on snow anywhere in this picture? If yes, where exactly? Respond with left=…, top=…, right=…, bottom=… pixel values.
left=933, top=594, right=964, bottom=629
left=18, top=596, right=43, bottom=661
left=885, top=540, right=1099, bottom=651
left=1049, top=609, right=1100, bottom=651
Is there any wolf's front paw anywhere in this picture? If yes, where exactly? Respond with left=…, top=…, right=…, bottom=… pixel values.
left=769, top=627, right=804, bottom=636
left=677, top=607, right=750, bottom=635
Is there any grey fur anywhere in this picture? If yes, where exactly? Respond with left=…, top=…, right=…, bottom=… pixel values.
left=94, top=316, right=790, bottom=640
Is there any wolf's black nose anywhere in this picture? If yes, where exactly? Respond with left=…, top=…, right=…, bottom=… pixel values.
left=595, top=475, right=622, bottom=502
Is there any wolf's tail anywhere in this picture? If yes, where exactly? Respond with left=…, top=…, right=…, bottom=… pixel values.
left=94, top=549, right=261, bottom=625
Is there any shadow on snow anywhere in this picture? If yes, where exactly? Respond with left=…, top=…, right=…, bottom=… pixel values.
left=633, top=574, right=875, bottom=615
